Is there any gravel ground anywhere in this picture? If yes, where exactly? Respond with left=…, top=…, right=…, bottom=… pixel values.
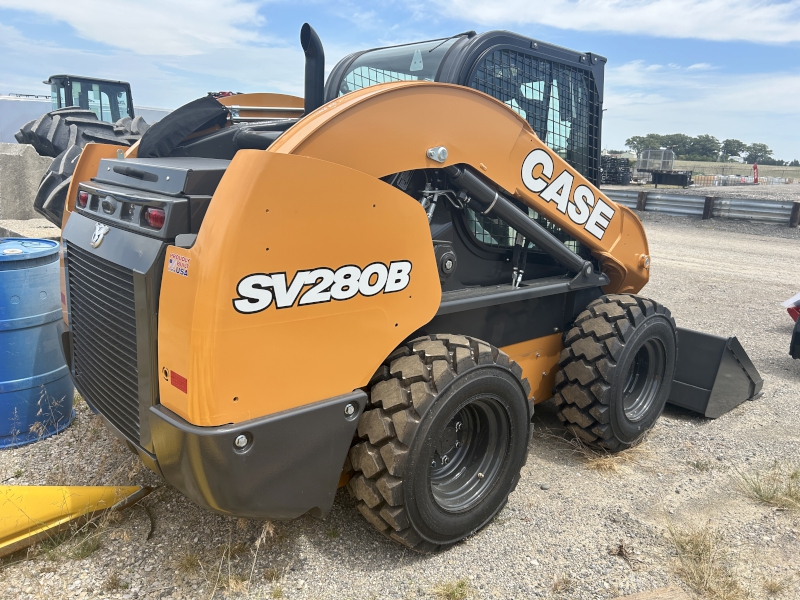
left=2, top=214, right=800, bottom=600
left=602, top=183, right=800, bottom=202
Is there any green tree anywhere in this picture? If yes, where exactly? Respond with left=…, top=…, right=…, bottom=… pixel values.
left=661, top=133, right=694, bottom=157
left=625, top=134, right=665, bottom=154
left=687, top=135, right=721, bottom=161
left=744, top=143, right=773, bottom=164
left=721, top=138, right=747, bottom=160
left=790, top=159, right=800, bottom=167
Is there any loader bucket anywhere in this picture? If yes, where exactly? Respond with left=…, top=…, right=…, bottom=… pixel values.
left=667, top=328, right=763, bottom=419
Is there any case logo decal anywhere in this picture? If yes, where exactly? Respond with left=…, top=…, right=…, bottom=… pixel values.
left=167, top=253, right=190, bottom=277
left=521, top=149, right=615, bottom=240
left=233, top=261, right=412, bottom=314
left=90, top=222, right=110, bottom=248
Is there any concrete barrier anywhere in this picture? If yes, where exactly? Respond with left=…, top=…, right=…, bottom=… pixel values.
left=0, top=142, right=52, bottom=220
left=0, top=218, right=60, bottom=239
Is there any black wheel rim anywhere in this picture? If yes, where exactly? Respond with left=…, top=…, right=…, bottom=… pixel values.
left=622, top=339, right=666, bottom=421
left=428, top=396, right=510, bottom=513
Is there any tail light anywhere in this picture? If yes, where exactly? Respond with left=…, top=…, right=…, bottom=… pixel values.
left=77, top=191, right=89, bottom=208
left=143, top=207, right=166, bottom=229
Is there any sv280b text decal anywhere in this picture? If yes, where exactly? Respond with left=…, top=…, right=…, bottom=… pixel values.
left=233, top=261, right=412, bottom=314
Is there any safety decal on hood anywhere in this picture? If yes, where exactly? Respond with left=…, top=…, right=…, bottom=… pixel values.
left=521, top=149, right=615, bottom=240
left=233, top=261, right=412, bottom=314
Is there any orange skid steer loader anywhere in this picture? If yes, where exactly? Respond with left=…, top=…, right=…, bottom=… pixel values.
left=55, top=25, right=762, bottom=551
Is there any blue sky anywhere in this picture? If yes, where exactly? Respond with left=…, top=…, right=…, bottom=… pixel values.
left=1, top=0, right=799, bottom=159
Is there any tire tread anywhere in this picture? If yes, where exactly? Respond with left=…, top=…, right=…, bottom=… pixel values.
left=348, top=334, right=530, bottom=552
left=553, top=294, right=676, bottom=452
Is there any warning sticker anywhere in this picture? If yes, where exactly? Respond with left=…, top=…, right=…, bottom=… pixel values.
left=167, top=253, right=190, bottom=277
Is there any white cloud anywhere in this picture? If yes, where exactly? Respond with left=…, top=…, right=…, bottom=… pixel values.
left=0, top=8, right=370, bottom=110
left=603, top=60, right=800, bottom=158
left=434, top=0, right=800, bottom=44
left=0, top=0, right=266, bottom=56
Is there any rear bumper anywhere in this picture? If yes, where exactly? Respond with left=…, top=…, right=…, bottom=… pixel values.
left=146, top=391, right=366, bottom=519
left=76, top=366, right=366, bottom=520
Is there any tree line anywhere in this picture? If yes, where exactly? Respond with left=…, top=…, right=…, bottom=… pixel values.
left=623, top=133, right=799, bottom=166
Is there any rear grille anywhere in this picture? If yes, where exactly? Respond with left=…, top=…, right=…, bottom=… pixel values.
left=66, top=242, right=140, bottom=442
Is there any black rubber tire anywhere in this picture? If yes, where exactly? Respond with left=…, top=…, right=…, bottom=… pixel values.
left=348, top=334, right=532, bottom=553
left=34, top=145, right=84, bottom=226
left=27, top=112, right=148, bottom=226
left=553, top=294, right=677, bottom=452
left=15, top=108, right=115, bottom=157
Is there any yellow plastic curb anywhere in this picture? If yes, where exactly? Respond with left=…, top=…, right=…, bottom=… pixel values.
left=0, top=485, right=151, bottom=557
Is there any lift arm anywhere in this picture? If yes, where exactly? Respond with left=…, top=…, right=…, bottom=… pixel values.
left=269, top=80, right=650, bottom=294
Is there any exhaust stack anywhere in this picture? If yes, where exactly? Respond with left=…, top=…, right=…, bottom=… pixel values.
left=301, top=23, right=325, bottom=115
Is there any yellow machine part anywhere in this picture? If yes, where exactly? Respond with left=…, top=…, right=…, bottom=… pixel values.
left=158, top=152, right=441, bottom=426
left=155, top=81, right=650, bottom=424
left=502, top=334, right=563, bottom=405
left=0, top=486, right=150, bottom=557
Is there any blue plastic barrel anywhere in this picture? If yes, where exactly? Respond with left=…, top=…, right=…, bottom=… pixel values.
left=0, top=238, right=74, bottom=448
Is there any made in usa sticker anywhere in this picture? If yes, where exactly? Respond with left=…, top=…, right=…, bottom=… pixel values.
left=167, top=253, right=190, bottom=277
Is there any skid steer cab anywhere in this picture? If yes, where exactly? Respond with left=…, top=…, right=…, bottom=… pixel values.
left=57, top=24, right=762, bottom=553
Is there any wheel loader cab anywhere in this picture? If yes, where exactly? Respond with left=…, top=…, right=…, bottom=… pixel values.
left=46, top=75, right=135, bottom=123
left=57, top=24, right=762, bottom=553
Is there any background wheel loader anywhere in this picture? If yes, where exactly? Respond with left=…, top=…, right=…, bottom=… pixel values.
left=54, top=24, right=762, bottom=552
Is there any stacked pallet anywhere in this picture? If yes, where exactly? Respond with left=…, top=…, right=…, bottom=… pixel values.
left=601, top=155, right=632, bottom=185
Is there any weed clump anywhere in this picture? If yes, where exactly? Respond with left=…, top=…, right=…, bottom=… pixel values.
left=551, top=573, right=573, bottom=593
left=433, top=578, right=472, bottom=600
left=103, top=570, right=129, bottom=592
left=668, top=522, right=743, bottom=600
left=738, top=462, right=800, bottom=510
left=565, top=436, right=651, bottom=473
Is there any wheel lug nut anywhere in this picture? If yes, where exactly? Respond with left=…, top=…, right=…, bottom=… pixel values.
left=441, top=456, right=449, bottom=465
left=455, top=422, right=462, bottom=432
left=455, top=441, right=461, bottom=448
left=478, top=472, right=484, bottom=479
left=431, top=460, right=436, bottom=468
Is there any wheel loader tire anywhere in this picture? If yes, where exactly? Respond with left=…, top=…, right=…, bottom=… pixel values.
left=15, top=108, right=107, bottom=157
left=553, top=294, right=677, bottom=452
left=28, top=113, right=147, bottom=226
left=348, top=334, right=532, bottom=553
left=34, top=144, right=83, bottom=226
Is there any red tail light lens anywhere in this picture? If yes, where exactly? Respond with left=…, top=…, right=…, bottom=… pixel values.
left=144, top=207, right=166, bottom=229
left=77, top=191, right=89, bottom=208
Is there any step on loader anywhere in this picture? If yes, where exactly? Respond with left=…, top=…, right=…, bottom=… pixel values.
left=55, top=24, right=762, bottom=552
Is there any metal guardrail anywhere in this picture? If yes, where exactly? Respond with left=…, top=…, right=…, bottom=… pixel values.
left=713, top=198, right=793, bottom=224
left=603, top=189, right=800, bottom=227
left=645, top=193, right=704, bottom=217
left=603, top=189, right=638, bottom=209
